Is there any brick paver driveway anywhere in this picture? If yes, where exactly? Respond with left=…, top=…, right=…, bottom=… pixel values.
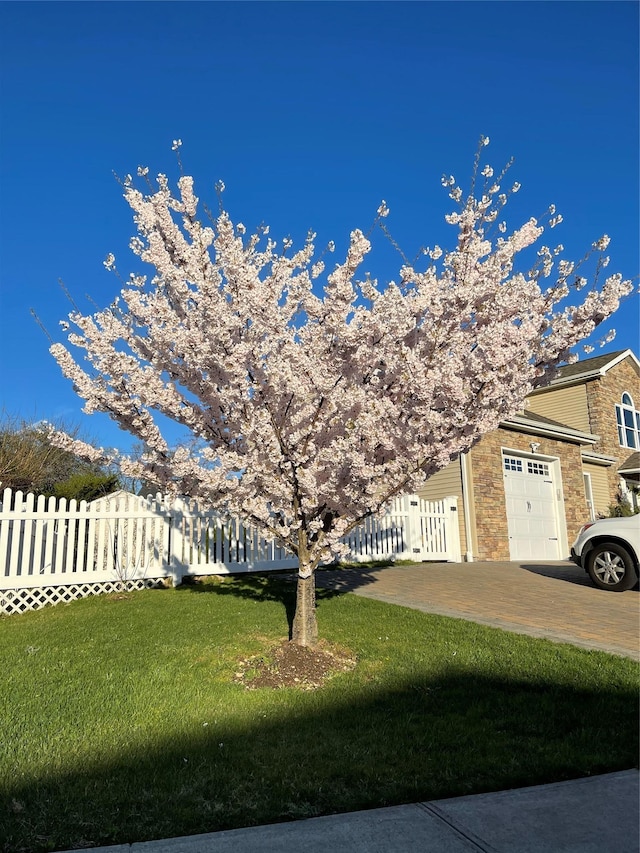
left=317, top=561, right=639, bottom=660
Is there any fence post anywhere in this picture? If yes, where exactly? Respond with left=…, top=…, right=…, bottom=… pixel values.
left=446, top=497, right=462, bottom=563
left=168, top=496, right=188, bottom=586
left=404, top=494, right=423, bottom=561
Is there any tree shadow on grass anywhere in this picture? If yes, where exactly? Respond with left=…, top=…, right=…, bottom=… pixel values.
left=2, top=668, right=637, bottom=853
left=179, top=573, right=299, bottom=637
left=177, top=564, right=397, bottom=639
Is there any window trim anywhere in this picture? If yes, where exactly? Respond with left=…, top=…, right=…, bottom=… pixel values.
left=615, top=392, right=640, bottom=449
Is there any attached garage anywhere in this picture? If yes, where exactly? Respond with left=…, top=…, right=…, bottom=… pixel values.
left=502, top=452, right=563, bottom=560
left=420, top=411, right=599, bottom=562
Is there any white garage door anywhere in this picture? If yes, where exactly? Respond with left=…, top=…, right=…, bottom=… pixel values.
left=503, top=454, right=561, bottom=560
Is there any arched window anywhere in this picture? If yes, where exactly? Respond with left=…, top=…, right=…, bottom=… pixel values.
left=616, top=392, right=640, bottom=449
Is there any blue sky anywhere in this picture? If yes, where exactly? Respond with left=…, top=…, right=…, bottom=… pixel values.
left=0, top=1, right=638, bottom=453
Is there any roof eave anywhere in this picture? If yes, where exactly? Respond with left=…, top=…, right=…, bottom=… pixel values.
left=502, top=415, right=598, bottom=445
left=581, top=450, right=618, bottom=467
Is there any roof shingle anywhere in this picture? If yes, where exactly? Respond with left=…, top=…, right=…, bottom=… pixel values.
left=556, top=350, right=627, bottom=379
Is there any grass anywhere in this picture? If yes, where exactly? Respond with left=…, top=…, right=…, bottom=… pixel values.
left=0, top=573, right=638, bottom=852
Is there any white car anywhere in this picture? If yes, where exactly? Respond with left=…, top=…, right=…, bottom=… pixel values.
left=571, top=515, right=640, bottom=591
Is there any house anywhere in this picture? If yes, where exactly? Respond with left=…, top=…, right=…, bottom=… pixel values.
left=418, top=349, right=640, bottom=562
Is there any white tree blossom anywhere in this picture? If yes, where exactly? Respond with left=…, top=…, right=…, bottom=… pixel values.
left=49, top=145, right=633, bottom=645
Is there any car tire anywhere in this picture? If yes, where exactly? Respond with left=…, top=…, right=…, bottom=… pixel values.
left=586, top=543, right=638, bottom=592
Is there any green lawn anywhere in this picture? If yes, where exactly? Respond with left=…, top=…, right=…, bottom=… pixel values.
left=1, top=573, right=638, bottom=852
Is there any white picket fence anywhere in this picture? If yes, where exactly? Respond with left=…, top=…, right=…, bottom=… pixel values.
left=0, top=487, right=460, bottom=615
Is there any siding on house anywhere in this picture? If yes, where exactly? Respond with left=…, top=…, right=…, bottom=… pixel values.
left=582, top=461, right=611, bottom=518
left=585, top=359, right=640, bottom=499
left=528, top=354, right=640, bottom=508
left=525, top=354, right=640, bottom=531
left=413, top=351, right=639, bottom=563
left=526, top=383, right=590, bottom=433
left=418, top=458, right=467, bottom=557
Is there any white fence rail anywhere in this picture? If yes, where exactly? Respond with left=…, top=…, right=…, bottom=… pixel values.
left=0, top=488, right=459, bottom=615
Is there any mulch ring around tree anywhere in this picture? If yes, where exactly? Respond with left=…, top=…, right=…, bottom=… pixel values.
left=234, top=639, right=357, bottom=690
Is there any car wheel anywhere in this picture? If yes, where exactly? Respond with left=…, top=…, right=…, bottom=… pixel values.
left=586, top=543, right=638, bottom=592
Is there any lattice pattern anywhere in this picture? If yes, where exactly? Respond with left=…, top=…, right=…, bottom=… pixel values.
left=0, top=579, right=163, bottom=616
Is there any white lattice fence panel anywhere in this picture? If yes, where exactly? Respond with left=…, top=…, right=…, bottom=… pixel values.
left=0, top=578, right=164, bottom=615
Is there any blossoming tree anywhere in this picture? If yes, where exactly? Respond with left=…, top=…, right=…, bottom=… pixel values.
left=50, top=140, right=632, bottom=646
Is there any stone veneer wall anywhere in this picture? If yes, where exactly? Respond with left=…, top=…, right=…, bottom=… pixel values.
left=585, top=358, right=640, bottom=503
left=469, top=428, right=588, bottom=561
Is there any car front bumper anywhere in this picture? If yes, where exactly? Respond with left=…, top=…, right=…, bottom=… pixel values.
left=570, top=547, right=584, bottom=568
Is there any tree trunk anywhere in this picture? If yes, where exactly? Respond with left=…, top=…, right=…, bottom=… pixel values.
left=291, top=571, right=318, bottom=647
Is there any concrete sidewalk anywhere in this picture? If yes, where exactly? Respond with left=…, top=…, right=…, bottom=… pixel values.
left=59, top=770, right=639, bottom=852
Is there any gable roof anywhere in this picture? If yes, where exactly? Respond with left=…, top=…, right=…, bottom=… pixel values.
left=556, top=350, right=629, bottom=378
left=619, top=451, right=640, bottom=475
left=533, top=349, right=640, bottom=392
left=88, top=488, right=138, bottom=506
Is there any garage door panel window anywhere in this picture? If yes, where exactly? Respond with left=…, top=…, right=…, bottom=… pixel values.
left=527, top=460, right=550, bottom=477
left=503, top=457, right=550, bottom=477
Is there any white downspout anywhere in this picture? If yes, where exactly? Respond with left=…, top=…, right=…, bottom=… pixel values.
left=460, top=452, right=475, bottom=562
